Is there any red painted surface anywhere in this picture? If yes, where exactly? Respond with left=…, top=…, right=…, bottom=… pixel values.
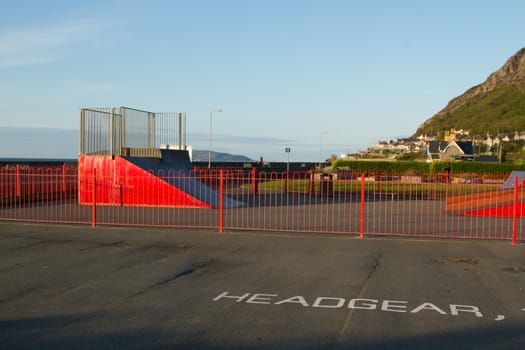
left=78, top=155, right=211, bottom=208
left=464, top=202, right=525, bottom=218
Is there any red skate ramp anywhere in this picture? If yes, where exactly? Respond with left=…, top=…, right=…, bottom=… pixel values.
left=447, top=172, right=525, bottom=217
left=78, top=150, right=243, bottom=208
left=464, top=202, right=525, bottom=217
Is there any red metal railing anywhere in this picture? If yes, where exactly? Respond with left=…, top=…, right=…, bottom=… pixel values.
left=1, top=165, right=523, bottom=243
left=0, top=164, right=88, bottom=224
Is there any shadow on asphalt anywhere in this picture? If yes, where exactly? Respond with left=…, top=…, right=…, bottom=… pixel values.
left=0, top=314, right=522, bottom=350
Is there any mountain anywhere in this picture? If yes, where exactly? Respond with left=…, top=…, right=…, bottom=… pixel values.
left=415, top=48, right=525, bottom=137
left=191, top=150, right=253, bottom=162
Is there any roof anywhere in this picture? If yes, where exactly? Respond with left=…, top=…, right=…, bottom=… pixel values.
left=428, top=141, right=449, bottom=154
left=454, top=141, right=474, bottom=155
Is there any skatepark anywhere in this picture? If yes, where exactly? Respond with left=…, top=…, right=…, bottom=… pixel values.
left=0, top=106, right=523, bottom=242
left=1, top=106, right=525, bottom=349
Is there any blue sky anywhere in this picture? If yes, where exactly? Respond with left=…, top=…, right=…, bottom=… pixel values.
left=1, top=0, right=524, bottom=161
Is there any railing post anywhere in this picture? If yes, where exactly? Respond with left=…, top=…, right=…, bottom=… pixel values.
left=251, top=167, right=258, bottom=196
left=309, top=169, right=315, bottom=196
left=92, top=168, right=97, bottom=227
left=445, top=169, right=450, bottom=212
left=61, top=163, right=66, bottom=196
left=360, top=172, right=365, bottom=239
left=219, top=170, right=224, bottom=233
left=15, top=164, right=21, bottom=199
left=512, top=175, right=518, bottom=245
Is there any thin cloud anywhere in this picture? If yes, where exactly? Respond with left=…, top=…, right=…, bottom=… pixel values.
left=189, top=133, right=290, bottom=145
left=0, top=19, right=107, bottom=68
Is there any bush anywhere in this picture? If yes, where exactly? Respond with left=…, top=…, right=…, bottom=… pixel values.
left=331, top=160, right=525, bottom=176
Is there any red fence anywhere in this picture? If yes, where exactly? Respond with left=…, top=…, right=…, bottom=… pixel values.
left=0, top=164, right=88, bottom=224
left=1, top=165, right=523, bottom=243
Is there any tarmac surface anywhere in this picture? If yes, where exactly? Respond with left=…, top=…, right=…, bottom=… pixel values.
left=0, top=222, right=524, bottom=349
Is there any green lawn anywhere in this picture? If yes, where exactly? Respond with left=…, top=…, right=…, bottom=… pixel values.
left=254, top=179, right=501, bottom=199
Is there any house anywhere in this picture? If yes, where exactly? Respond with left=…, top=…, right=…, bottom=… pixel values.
left=427, top=141, right=449, bottom=161
left=514, top=131, right=525, bottom=141
left=445, top=141, right=475, bottom=161
left=483, top=133, right=497, bottom=148
left=427, top=141, right=475, bottom=161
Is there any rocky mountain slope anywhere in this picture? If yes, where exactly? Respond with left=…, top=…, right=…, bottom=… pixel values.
left=415, top=47, right=525, bottom=136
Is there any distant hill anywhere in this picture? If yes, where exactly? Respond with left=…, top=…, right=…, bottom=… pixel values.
left=415, top=48, right=525, bottom=137
left=192, top=150, right=253, bottom=162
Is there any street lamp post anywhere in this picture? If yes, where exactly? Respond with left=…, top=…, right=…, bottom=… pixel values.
left=320, top=131, right=327, bottom=170
left=209, top=109, right=223, bottom=168
left=285, top=147, right=291, bottom=193
left=285, top=147, right=291, bottom=172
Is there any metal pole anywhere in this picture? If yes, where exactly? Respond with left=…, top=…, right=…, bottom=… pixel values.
left=183, top=112, right=187, bottom=149
left=209, top=111, right=212, bottom=168
left=79, top=109, right=84, bottom=155
left=109, top=108, right=114, bottom=156
left=15, top=164, right=21, bottom=199
left=92, top=168, right=97, bottom=228
left=178, top=113, right=183, bottom=150
left=512, top=175, right=518, bottom=245
left=360, top=172, right=365, bottom=239
left=120, top=107, right=125, bottom=155
left=219, top=170, right=224, bottom=233
left=151, top=112, right=156, bottom=148
left=209, top=109, right=222, bottom=169
left=320, top=131, right=327, bottom=169
left=320, top=132, right=322, bottom=169
left=285, top=147, right=290, bottom=172
left=147, top=112, right=151, bottom=149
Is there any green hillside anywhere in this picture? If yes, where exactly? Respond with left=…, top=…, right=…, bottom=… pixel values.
left=414, top=48, right=525, bottom=138
left=415, top=85, right=525, bottom=136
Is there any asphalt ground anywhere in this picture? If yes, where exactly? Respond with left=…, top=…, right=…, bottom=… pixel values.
left=2, top=196, right=520, bottom=239
left=0, top=222, right=524, bottom=349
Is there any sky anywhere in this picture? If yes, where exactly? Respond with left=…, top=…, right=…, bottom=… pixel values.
left=1, top=0, right=524, bottom=161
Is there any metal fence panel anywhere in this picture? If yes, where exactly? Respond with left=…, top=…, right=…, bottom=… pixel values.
left=1, top=165, right=523, bottom=243
left=79, top=107, right=186, bottom=157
